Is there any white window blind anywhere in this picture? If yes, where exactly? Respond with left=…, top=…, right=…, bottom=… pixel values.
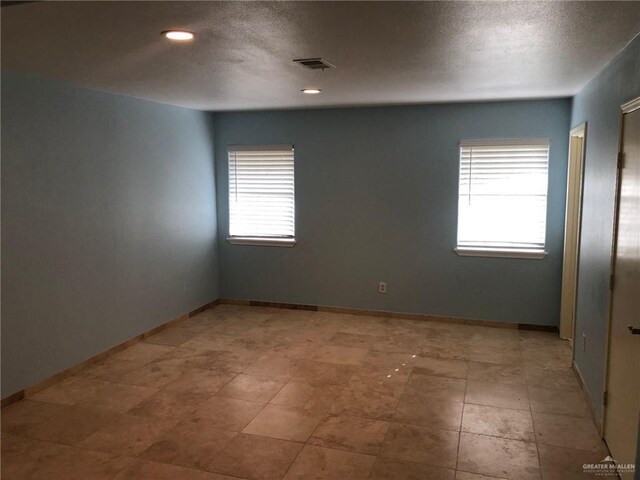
left=457, top=139, right=549, bottom=253
left=228, top=145, right=295, bottom=239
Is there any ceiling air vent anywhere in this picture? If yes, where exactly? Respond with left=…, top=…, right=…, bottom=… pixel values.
left=293, top=58, right=335, bottom=70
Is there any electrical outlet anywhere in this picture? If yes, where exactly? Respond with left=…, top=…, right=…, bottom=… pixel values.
left=378, top=282, right=387, bottom=294
left=582, top=333, right=587, bottom=352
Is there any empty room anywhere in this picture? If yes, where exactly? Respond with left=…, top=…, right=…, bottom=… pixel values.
left=1, top=1, right=639, bottom=479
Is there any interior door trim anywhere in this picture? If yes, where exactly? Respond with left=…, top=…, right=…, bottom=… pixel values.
left=621, top=96, right=640, bottom=114
left=561, top=122, right=587, bottom=345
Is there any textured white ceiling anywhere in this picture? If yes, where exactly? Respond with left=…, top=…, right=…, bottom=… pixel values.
left=2, top=1, right=640, bottom=111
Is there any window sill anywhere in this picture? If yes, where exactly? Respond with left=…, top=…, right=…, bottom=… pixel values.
left=454, top=248, right=547, bottom=259
left=227, top=236, right=296, bottom=247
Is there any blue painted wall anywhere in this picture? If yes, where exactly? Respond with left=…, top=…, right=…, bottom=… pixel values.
left=570, top=34, right=640, bottom=421
left=1, top=72, right=219, bottom=397
left=213, top=99, right=571, bottom=325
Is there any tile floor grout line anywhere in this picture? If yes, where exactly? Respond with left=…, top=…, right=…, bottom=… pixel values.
left=363, top=350, right=417, bottom=480
left=524, top=340, right=546, bottom=480
left=256, top=340, right=356, bottom=480
left=373, top=348, right=466, bottom=476
left=455, top=468, right=508, bottom=480
left=461, top=399, right=535, bottom=413
left=277, top=436, right=311, bottom=479
left=388, top=351, right=420, bottom=420
left=304, top=409, right=333, bottom=446
left=11, top=370, right=252, bottom=467
left=455, top=363, right=470, bottom=473
left=3, top=429, right=158, bottom=478
left=306, top=436, right=385, bottom=459
left=517, top=331, right=544, bottom=480
left=374, top=454, right=460, bottom=478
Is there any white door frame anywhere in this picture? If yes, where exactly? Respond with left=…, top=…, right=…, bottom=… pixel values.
left=602, top=95, right=640, bottom=437
left=560, top=123, right=587, bottom=343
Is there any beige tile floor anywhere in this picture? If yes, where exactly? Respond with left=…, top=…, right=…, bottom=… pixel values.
left=2, top=305, right=610, bottom=479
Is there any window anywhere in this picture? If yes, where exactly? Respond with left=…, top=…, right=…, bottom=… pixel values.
left=456, top=139, right=550, bottom=258
left=228, top=145, right=295, bottom=246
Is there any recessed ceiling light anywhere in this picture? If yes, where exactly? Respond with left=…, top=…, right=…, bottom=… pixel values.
left=162, top=30, right=194, bottom=41
left=301, top=88, right=321, bottom=94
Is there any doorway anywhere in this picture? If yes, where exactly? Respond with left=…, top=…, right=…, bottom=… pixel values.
left=559, top=123, right=586, bottom=342
left=603, top=96, right=640, bottom=467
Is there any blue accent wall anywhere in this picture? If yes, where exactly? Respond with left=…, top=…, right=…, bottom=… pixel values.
left=1, top=72, right=220, bottom=397
left=213, top=99, right=571, bottom=325
left=570, top=34, right=640, bottom=421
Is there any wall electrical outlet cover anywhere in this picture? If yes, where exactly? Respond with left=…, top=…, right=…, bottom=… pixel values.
left=378, top=282, right=387, bottom=294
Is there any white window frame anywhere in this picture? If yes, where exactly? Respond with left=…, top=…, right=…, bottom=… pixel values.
left=455, top=139, right=550, bottom=259
left=227, top=144, right=296, bottom=247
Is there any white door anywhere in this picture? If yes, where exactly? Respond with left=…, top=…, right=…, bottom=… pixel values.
left=604, top=98, right=640, bottom=467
